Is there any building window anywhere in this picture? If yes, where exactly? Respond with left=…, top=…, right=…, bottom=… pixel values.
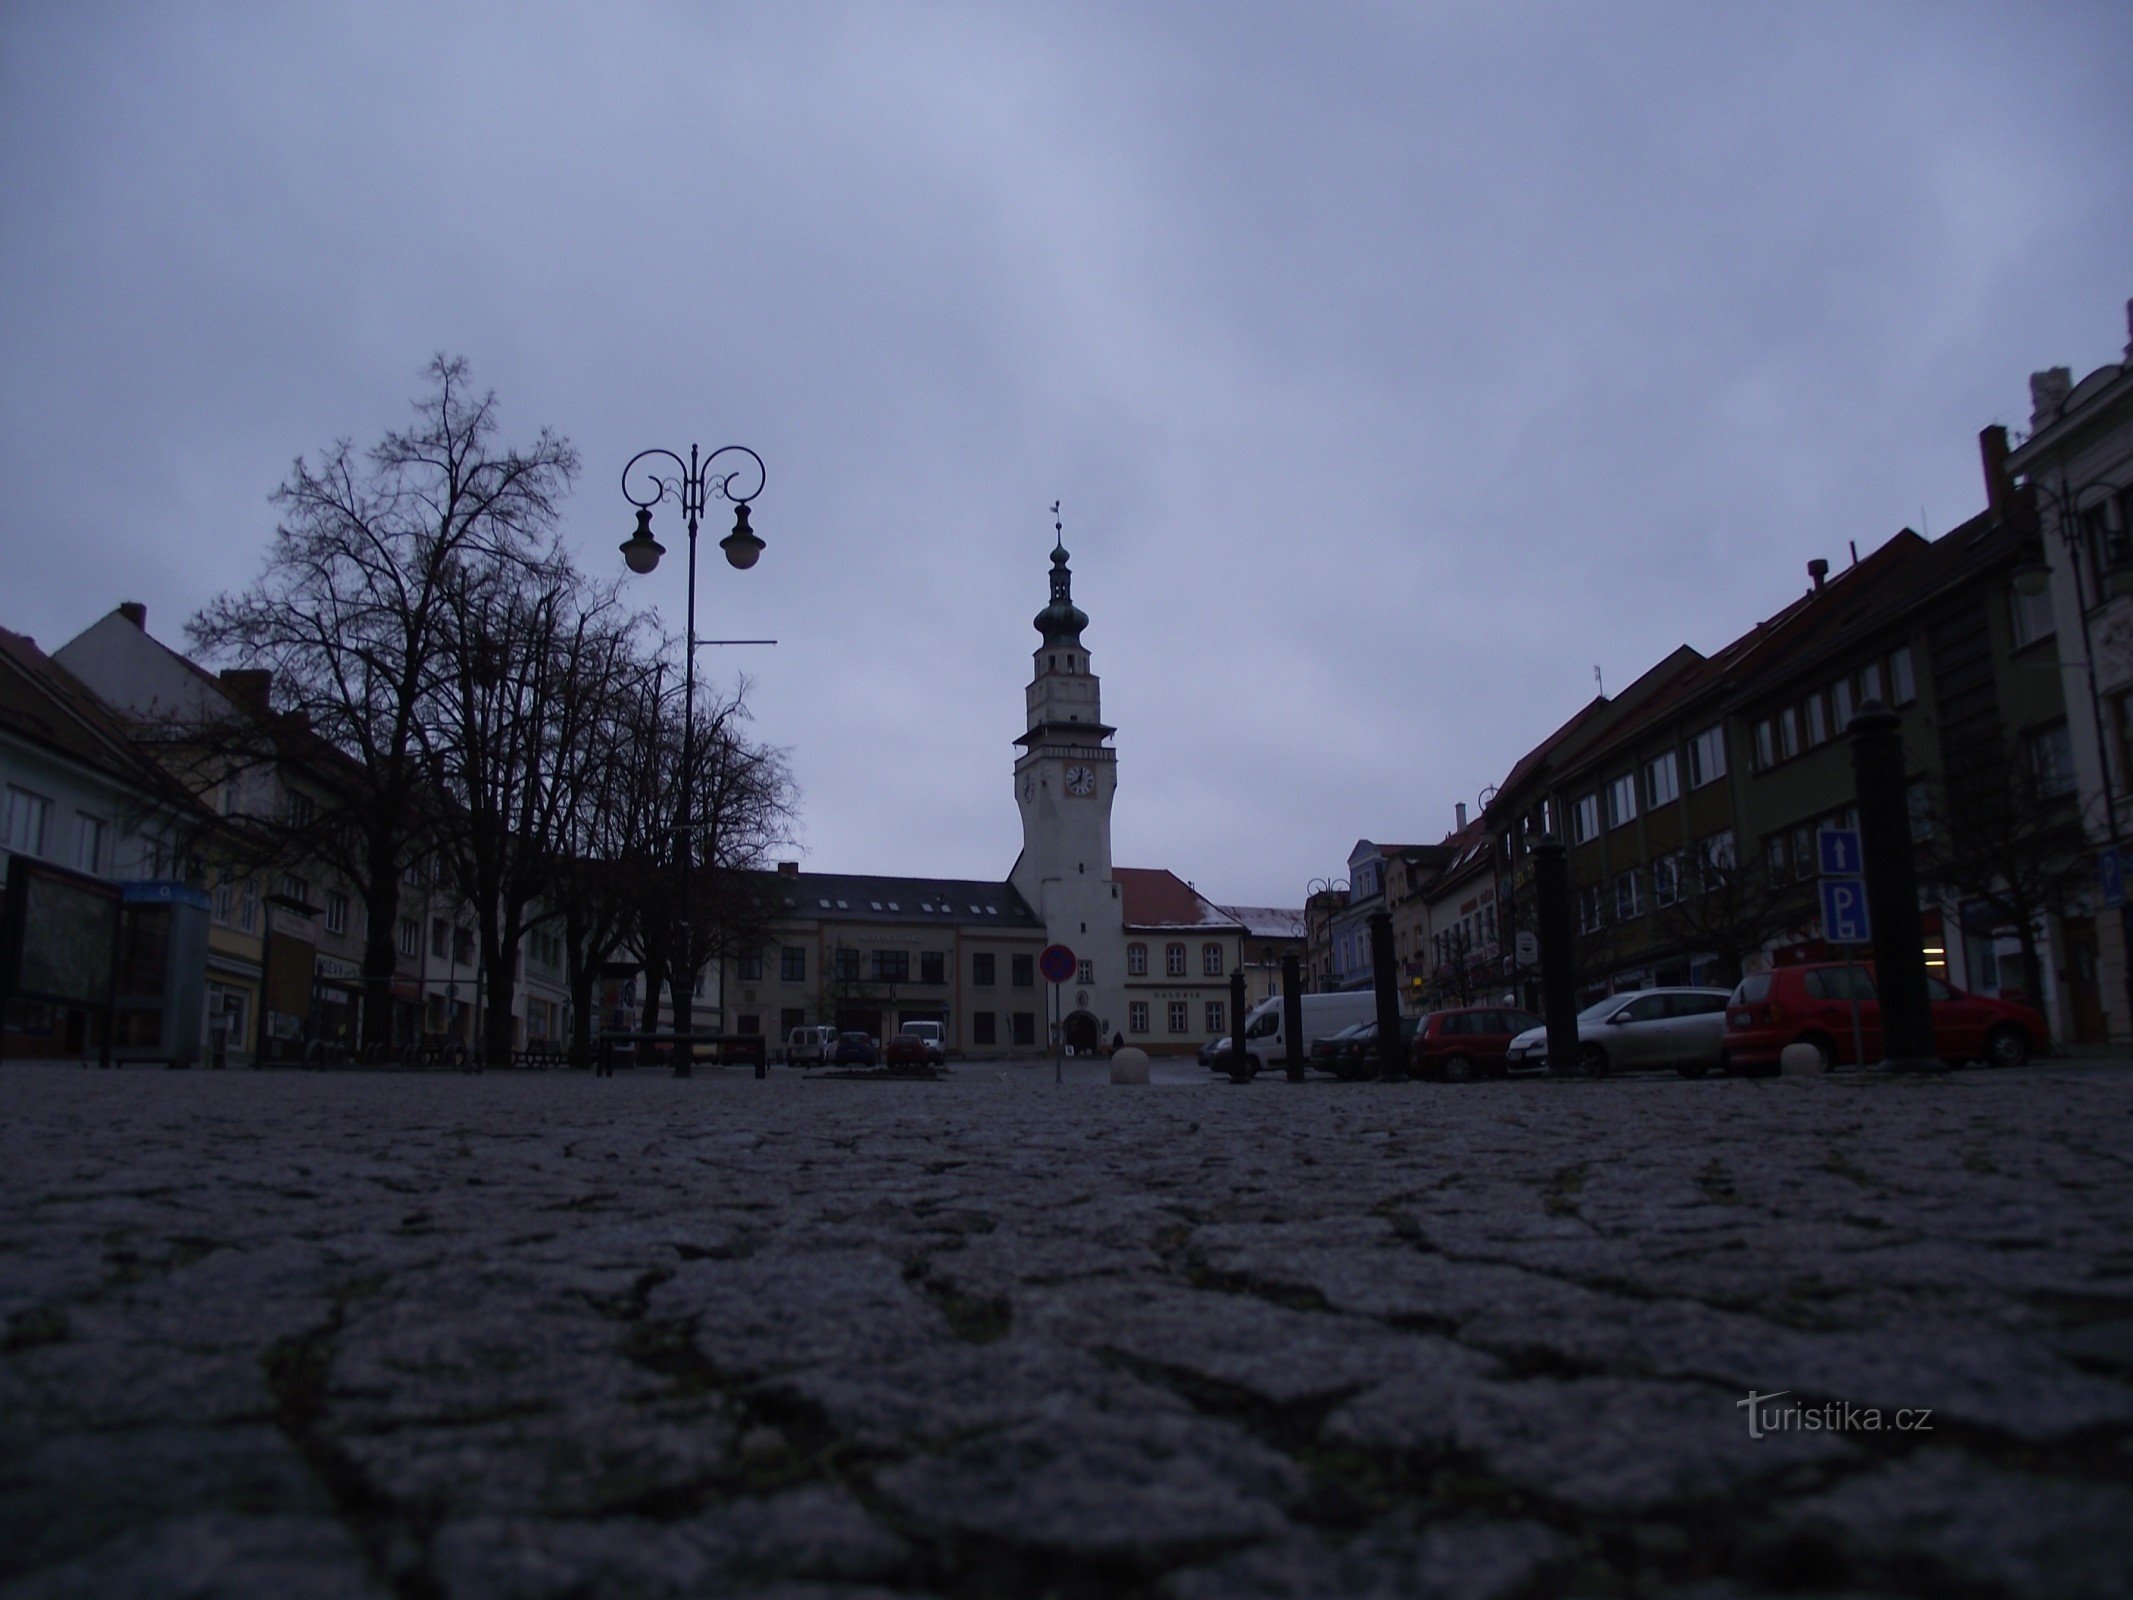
left=1078, top=958, right=1094, bottom=985
left=736, top=1014, right=760, bottom=1036
left=325, top=891, right=349, bottom=935
left=452, top=925, right=473, bottom=965
left=1651, top=852, right=1682, bottom=907
left=2028, top=723, right=2076, bottom=799
left=1577, top=885, right=1605, bottom=933
left=973, top=1011, right=997, bottom=1045
left=1753, top=718, right=1776, bottom=770
left=1859, top=660, right=1883, bottom=704
left=1604, top=772, right=1637, bottom=829
left=1778, top=707, right=1800, bottom=760
left=1205, top=1000, right=1225, bottom=1033
left=1695, top=830, right=1735, bottom=888
left=1614, top=870, right=1642, bottom=921
left=1129, top=1001, right=1149, bottom=1033
left=1687, top=725, right=1727, bottom=788
left=2010, top=587, right=2055, bottom=649
left=74, top=813, right=107, bottom=874
left=3, top=786, right=51, bottom=856
left=1012, top=953, right=1035, bottom=987
left=1803, top=694, right=1828, bottom=747
left=781, top=946, right=806, bottom=981
left=780, top=1007, right=805, bottom=1036
left=1568, top=793, right=1598, bottom=843
left=1165, top=943, right=1186, bottom=976
left=973, top=951, right=996, bottom=985
left=736, top=952, right=763, bottom=980
left=870, top=950, right=910, bottom=982
left=1645, top=752, right=1678, bottom=809
left=431, top=919, right=450, bottom=959
left=1890, top=646, right=1916, bottom=706
left=1792, top=823, right=1815, bottom=881
left=921, top=951, right=945, bottom=984
left=1127, top=943, right=1148, bottom=975
left=1011, top=1011, right=1036, bottom=1046
left=238, top=883, right=258, bottom=933
left=1201, top=943, right=1222, bottom=976
left=1167, top=1001, right=1189, bottom=1033
left=397, top=917, right=419, bottom=957
left=1766, top=832, right=1789, bottom=878
left=835, top=947, right=860, bottom=981
left=1832, top=678, right=1855, bottom=731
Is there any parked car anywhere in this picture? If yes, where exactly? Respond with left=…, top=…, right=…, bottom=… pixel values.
left=1412, top=1006, right=1544, bottom=1082
left=832, top=1031, right=879, bottom=1068
left=897, top=1020, right=947, bottom=1065
left=1197, top=1035, right=1227, bottom=1067
left=883, top=1032, right=933, bottom=1071
left=784, top=1025, right=837, bottom=1067
left=1328, top=1016, right=1420, bottom=1079
left=1504, top=987, right=1734, bottom=1077
left=1305, top=1021, right=1372, bottom=1075
left=1721, top=963, right=2046, bottom=1074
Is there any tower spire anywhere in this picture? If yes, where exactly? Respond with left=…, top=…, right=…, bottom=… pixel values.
left=1033, top=498, right=1088, bottom=643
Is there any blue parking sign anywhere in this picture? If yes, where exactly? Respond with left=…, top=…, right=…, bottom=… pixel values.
left=1819, top=877, right=1872, bottom=944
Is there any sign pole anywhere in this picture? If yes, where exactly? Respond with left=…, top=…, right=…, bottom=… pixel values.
left=1037, top=942, right=1077, bottom=1085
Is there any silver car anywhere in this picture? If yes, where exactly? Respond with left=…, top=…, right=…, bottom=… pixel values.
left=1505, top=987, right=1733, bottom=1077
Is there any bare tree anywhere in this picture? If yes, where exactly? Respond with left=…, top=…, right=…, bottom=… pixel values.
left=1919, top=738, right=2090, bottom=1009
left=188, top=357, right=577, bottom=1053
left=1651, top=833, right=1810, bottom=986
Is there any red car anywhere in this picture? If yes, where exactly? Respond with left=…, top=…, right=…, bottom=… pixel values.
left=1411, top=1006, right=1543, bottom=1082
left=883, top=1032, right=932, bottom=1072
left=1721, top=963, right=2045, bottom=1074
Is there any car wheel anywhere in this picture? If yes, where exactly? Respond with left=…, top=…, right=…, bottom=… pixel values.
left=1580, top=1043, right=1609, bottom=1079
left=1984, top=1024, right=2031, bottom=1069
left=1442, top=1053, right=1477, bottom=1084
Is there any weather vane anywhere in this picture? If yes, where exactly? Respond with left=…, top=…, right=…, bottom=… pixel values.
left=1052, top=499, right=1063, bottom=543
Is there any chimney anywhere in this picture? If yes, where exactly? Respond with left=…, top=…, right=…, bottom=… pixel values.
left=776, top=860, right=799, bottom=877
left=1979, top=424, right=2011, bottom=513
left=218, top=668, right=272, bottom=715
left=1455, top=801, right=1468, bottom=830
left=117, top=601, right=146, bottom=630
left=1808, top=558, right=1829, bottom=591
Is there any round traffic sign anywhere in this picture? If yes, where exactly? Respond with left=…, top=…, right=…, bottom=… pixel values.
left=1038, top=944, right=1077, bottom=983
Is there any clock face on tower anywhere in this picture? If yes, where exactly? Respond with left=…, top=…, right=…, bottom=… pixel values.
left=1065, top=764, right=1096, bottom=796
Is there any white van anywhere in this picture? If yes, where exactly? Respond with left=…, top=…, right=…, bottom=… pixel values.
left=1212, top=992, right=1381, bottom=1075
left=784, top=1025, right=838, bottom=1067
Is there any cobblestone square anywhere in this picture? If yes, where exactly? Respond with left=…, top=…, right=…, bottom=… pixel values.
left=3, top=1060, right=2130, bottom=1598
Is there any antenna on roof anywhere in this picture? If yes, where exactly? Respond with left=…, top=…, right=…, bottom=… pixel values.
left=1594, top=663, right=1604, bottom=696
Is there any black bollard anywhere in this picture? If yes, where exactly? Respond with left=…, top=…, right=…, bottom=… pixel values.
left=1533, top=835, right=1581, bottom=1077
left=1281, top=953, right=1306, bottom=1081
left=1850, top=701, right=1944, bottom=1071
left=1227, top=968, right=1252, bottom=1082
left=1370, top=912, right=1405, bottom=1081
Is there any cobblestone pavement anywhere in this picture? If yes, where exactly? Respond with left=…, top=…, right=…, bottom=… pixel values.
left=3, top=1060, right=2130, bottom=1599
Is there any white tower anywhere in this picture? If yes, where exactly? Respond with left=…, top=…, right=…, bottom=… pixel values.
left=1010, top=531, right=1126, bottom=1051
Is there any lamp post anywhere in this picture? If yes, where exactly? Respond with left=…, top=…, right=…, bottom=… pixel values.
left=2014, top=469, right=2133, bottom=1040
left=619, top=443, right=767, bottom=1077
left=1305, top=877, right=1348, bottom=992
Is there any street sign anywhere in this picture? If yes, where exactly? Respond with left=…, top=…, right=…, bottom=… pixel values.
left=1515, top=930, right=1539, bottom=966
left=2102, top=847, right=2126, bottom=910
left=1817, top=827, right=1864, bottom=877
left=1818, top=877, right=1872, bottom=944
left=1038, top=944, right=1077, bottom=984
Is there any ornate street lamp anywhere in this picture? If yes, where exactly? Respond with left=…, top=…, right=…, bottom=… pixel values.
left=620, top=443, right=767, bottom=1076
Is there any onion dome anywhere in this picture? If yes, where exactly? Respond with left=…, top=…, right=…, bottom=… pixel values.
left=1033, top=539, right=1089, bottom=643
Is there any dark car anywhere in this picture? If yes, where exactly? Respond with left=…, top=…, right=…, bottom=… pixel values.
left=1309, top=1021, right=1371, bottom=1076
left=1722, top=963, right=2046, bottom=1074
left=1330, top=1016, right=1420, bottom=1079
left=1198, top=1035, right=1228, bottom=1067
left=832, top=1031, right=879, bottom=1068
left=1412, top=1006, right=1543, bottom=1082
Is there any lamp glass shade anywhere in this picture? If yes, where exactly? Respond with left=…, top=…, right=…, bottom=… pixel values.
left=720, top=502, right=764, bottom=570
left=2011, top=558, right=2052, bottom=599
left=620, top=508, right=664, bottom=574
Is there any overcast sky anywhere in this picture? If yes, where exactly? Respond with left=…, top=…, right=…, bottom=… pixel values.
left=4, top=3, right=2130, bottom=908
